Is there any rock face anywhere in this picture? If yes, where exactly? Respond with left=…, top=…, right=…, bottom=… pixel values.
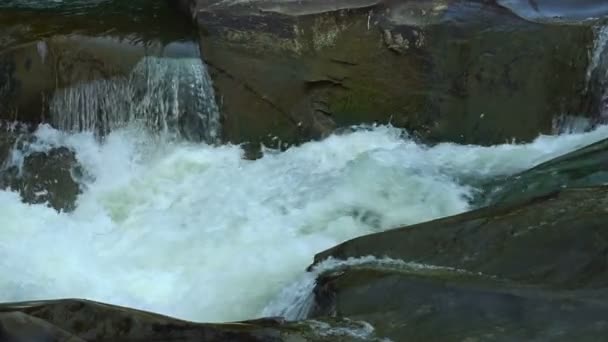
left=309, top=186, right=608, bottom=340
left=181, top=0, right=598, bottom=148
left=0, top=123, right=82, bottom=211
left=0, top=299, right=386, bottom=342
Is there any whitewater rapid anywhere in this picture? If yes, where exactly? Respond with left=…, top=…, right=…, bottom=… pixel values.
left=1, top=123, right=607, bottom=323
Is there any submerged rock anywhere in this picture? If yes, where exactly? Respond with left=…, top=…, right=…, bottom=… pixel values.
left=0, top=299, right=386, bottom=342
left=0, top=125, right=81, bottom=212
left=180, top=0, right=596, bottom=148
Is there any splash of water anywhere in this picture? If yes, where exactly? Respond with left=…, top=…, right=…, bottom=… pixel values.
left=586, top=25, right=608, bottom=87
left=0, top=124, right=607, bottom=323
left=50, top=56, right=220, bottom=143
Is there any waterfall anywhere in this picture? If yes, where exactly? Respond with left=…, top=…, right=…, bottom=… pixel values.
left=50, top=56, right=221, bottom=143
left=585, top=24, right=608, bottom=120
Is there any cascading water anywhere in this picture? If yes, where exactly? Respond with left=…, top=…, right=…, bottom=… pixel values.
left=50, top=56, right=221, bottom=143
left=1, top=122, right=607, bottom=323
left=585, top=24, right=608, bottom=120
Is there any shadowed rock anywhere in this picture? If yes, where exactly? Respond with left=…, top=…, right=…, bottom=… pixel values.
left=311, top=266, right=608, bottom=342
left=308, top=186, right=608, bottom=340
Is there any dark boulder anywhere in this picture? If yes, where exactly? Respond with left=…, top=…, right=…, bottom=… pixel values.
left=180, top=0, right=596, bottom=148
left=308, top=186, right=608, bottom=340
left=311, top=266, right=608, bottom=342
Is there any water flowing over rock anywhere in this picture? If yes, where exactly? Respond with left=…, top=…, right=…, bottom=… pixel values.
left=0, top=38, right=220, bottom=142
left=178, top=0, right=596, bottom=148
left=51, top=56, right=221, bottom=142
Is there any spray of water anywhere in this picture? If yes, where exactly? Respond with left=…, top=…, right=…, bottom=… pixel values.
left=0, top=124, right=607, bottom=323
left=50, top=56, right=220, bottom=142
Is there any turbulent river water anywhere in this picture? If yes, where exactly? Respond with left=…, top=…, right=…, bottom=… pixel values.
left=2, top=0, right=608, bottom=328
left=1, top=122, right=608, bottom=323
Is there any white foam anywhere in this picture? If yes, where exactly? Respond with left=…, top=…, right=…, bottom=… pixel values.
left=1, top=124, right=607, bottom=323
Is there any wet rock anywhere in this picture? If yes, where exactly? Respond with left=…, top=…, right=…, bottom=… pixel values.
left=0, top=2, right=198, bottom=127
left=0, top=299, right=385, bottom=342
left=181, top=0, right=595, bottom=147
left=314, top=186, right=608, bottom=289
left=478, top=137, right=608, bottom=206
left=309, top=186, right=608, bottom=340
left=0, top=126, right=81, bottom=212
left=311, top=266, right=608, bottom=342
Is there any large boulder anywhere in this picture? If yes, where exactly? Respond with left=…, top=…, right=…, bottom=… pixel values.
left=314, top=186, right=608, bottom=289
left=308, top=186, right=608, bottom=340
left=311, top=266, right=608, bottom=341
left=0, top=299, right=387, bottom=341
left=181, top=0, right=598, bottom=148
